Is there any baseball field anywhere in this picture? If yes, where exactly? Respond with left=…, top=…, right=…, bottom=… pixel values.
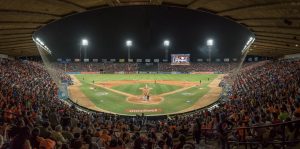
left=68, top=74, right=223, bottom=116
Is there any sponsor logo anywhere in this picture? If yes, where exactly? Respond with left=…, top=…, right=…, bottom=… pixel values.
left=96, top=92, right=108, bottom=96
left=125, top=108, right=162, bottom=113
left=182, top=92, right=193, bottom=96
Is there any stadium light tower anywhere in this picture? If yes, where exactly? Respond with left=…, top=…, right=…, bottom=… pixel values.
left=126, top=40, right=132, bottom=60
left=207, top=39, right=213, bottom=63
left=163, top=40, right=170, bottom=61
left=80, top=39, right=88, bottom=60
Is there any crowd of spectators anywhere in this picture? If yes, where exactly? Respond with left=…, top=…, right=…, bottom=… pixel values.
left=0, top=58, right=300, bottom=149
left=54, top=63, right=139, bottom=73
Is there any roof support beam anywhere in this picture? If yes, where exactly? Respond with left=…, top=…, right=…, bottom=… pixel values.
left=255, top=36, right=299, bottom=45
left=0, top=40, right=33, bottom=45
left=254, top=31, right=300, bottom=39
left=253, top=42, right=300, bottom=51
left=0, top=43, right=35, bottom=49
left=187, top=0, right=211, bottom=9
left=0, top=34, right=32, bottom=40
left=0, top=37, right=31, bottom=43
left=253, top=31, right=300, bottom=37
left=218, top=1, right=299, bottom=16
left=0, top=29, right=34, bottom=35
left=150, top=0, right=162, bottom=5
left=0, top=22, right=44, bottom=30
left=0, top=10, right=61, bottom=18
left=58, top=0, right=86, bottom=12
left=104, top=0, right=121, bottom=6
left=237, top=17, right=300, bottom=22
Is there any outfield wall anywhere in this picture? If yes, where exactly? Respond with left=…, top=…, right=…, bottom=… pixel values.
left=65, top=71, right=224, bottom=74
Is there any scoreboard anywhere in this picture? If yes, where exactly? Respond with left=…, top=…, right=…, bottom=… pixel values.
left=171, top=54, right=190, bottom=65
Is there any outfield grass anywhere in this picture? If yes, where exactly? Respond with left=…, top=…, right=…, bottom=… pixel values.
left=74, top=74, right=218, bottom=115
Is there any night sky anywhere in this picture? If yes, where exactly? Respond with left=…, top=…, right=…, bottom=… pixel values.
left=35, top=5, right=254, bottom=61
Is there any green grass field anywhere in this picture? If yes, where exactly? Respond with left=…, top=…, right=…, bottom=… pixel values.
left=73, top=74, right=218, bottom=115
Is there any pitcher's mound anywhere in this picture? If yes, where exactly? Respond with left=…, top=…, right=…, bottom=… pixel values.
left=127, top=96, right=163, bottom=104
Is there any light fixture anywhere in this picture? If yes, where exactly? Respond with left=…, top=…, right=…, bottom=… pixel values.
left=207, top=39, right=213, bottom=46
left=82, top=39, right=88, bottom=46
left=126, top=40, right=132, bottom=47
left=164, top=40, right=170, bottom=47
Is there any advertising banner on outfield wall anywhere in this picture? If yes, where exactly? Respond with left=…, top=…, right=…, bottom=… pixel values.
left=137, top=59, right=142, bottom=63
left=197, top=59, right=203, bottom=62
left=154, top=59, right=159, bottom=62
left=83, top=59, right=89, bottom=62
left=191, top=72, right=214, bottom=74
left=81, top=72, right=99, bottom=74
left=145, top=59, right=151, bottom=62
left=57, top=58, right=62, bottom=62
left=92, top=59, right=98, bottom=62
left=74, top=59, right=80, bottom=62
left=128, top=59, right=133, bottom=62
left=119, top=59, right=125, bottom=62
left=102, top=59, right=107, bottom=62
left=115, top=71, right=125, bottom=74
left=110, top=59, right=116, bottom=62
left=66, top=59, right=71, bottom=62
left=66, top=72, right=80, bottom=74
left=224, top=58, right=230, bottom=62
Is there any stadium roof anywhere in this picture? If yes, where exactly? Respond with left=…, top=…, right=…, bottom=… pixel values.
left=0, top=0, right=299, bottom=57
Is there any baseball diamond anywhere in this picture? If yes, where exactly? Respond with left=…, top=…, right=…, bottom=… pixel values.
left=68, top=74, right=223, bottom=115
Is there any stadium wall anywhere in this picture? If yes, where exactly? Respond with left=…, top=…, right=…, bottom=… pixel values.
left=65, top=71, right=223, bottom=74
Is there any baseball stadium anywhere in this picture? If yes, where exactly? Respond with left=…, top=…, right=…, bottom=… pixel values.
left=0, top=1, right=300, bottom=149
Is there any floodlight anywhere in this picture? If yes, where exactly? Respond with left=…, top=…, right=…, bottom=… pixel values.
left=82, top=39, right=88, bottom=46
left=207, top=39, right=213, bottom=46
left=126, top=40, right=132, bottom=47
left=40, top=41, right=44, bottom=46
left=33, top=37, right=51, bottom=54
left=164, top=40, right=170, bottom=47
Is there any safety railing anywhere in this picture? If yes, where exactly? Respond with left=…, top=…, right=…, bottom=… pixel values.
left=200, top=119, right=300, bottom=149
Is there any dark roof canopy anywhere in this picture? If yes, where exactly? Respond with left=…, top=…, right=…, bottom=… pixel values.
left=0, top=0, right=299, bottom=57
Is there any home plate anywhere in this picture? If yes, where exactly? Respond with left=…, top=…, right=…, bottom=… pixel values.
left=186, top=100, right=191, bottom=103
left=96, top=92, right=108, bottom=96
left=199, top=88, right=203, bottom=90
left=182, top=92, right=193, bottom=96
left=90, top=87, right=95, bottom=90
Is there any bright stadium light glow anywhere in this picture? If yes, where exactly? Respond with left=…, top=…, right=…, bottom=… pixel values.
left=164, top=40, right=170, bottom=47
left=242, top=36, right=255, bottom=54
left=82, top=39, right=88, bottom=46
left=126, top=40, right=132, bottom=47
left=207, top=39, right=213, bottom=46
left=32, top=37, right=52, bottom=54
